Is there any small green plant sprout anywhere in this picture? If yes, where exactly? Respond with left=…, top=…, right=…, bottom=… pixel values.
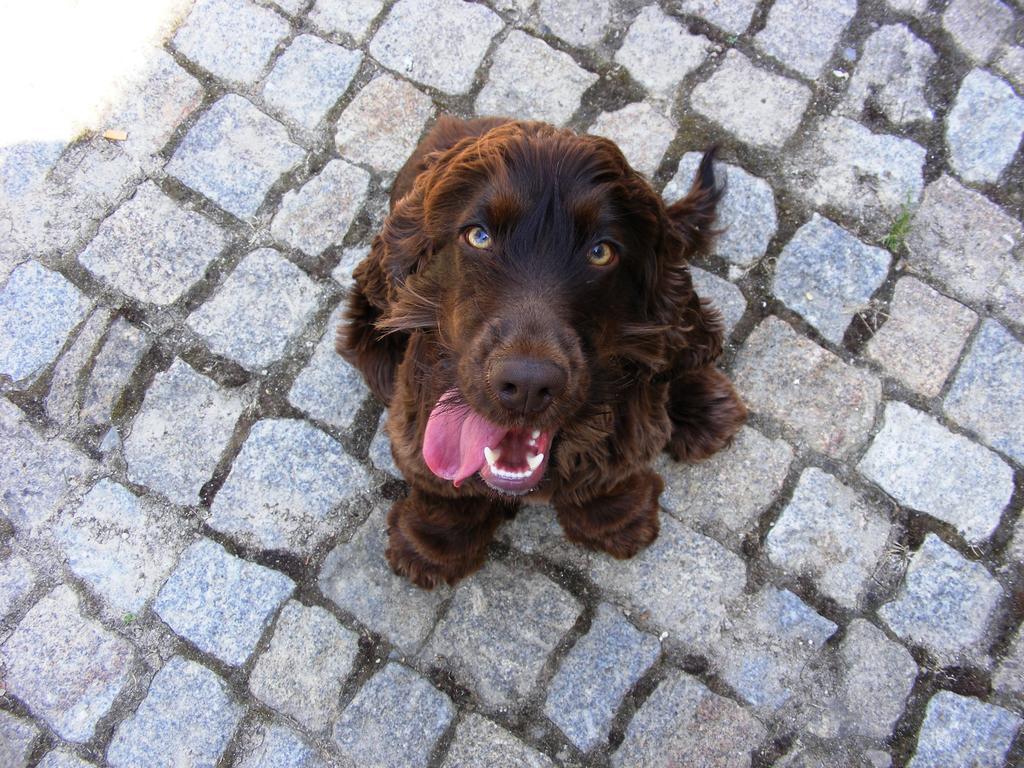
left=122, top=612, right=137, bottom=624
left=882, top=196, right=914, bottom=253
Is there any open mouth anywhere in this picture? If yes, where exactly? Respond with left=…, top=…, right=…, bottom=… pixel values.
left=422, top=388, right=553, bottom=495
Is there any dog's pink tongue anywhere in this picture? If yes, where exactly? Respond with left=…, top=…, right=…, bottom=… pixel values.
left=423, top=390, right=506, bottom=486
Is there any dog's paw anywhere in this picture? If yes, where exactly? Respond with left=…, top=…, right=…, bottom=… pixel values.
left=385, top=525, right=446, bottom=590
left=592, top=513, right=660, bottom=559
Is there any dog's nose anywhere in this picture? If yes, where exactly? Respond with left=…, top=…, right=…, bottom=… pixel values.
left=492, top=357, right=567, bottom=414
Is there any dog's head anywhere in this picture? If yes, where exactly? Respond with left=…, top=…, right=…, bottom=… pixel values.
left=376, top=119, right=721, bottom=495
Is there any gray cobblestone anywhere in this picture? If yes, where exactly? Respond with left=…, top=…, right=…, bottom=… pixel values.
left=81, top=318, right=150, bottom=427
left=335, top=74, right=434, bottom=174
left=544, top=603, right=660, bottom=752
left=36, top=750, right=96, bottom=768
left=422, top=560, right=581, bottom=709
left=614, top=5, right=710, bottom=98
left=0, top=710, right=39, bottom=768
left=613, top=670, right=767, bottom=768
left=885, top=0, right=928, bottom=14
left=755, top=0, right=856, bottom=79
left=78, top=181, right=229, bottom=306
left=262, top=35, right=363, bottom=131
left=588, top=102, right=675, bottom=178
left=945, top=320, right=1024, bottom=465
left=172, top=0, right=290, bottom=88
left=333, top=663, right=455, bottom=768
left=108, top=656, right=244, bottom=768
left=319, top=506, right=449, bottom=654
left=154, top=538, right=295, bottom=666
left=271, top=160, right=370, bottom=258
left=767, top=468, right=891, bottom=610
left=865, top=277, right=977, bottom=398
left=675, top=0, right=757, bottom=36
left=539, top=0, right=610, bottom=48
left=332, top=244, right=370, bottom=288
left=733, top=317, right=882, bottom=458
left=235, top=720, right=328, bottom=768
left=0, top=585, right=135, bottom=742
left=308, top=0, right=383, bottom=42
left=996, top=45, right=1024, bottom=94
left=441, top=714, right=555, bottom=767
left=993, top=625, right=1024, bottom=706
left=689, top=267, right=746, bottom=337
left=249, top=600, right=360, bottom=732
left=167, top=94, right=305, bottom=220
left=211, top=417, right=371, bottom=555
left=942, top=0, right=1014, bottom=65
left=858, top=402, right=1013, bottom=544
left=477, top=31, right=597, bottom=125
left=773, top=214, right=891, bottom=345
left=879, top=534, right=1003, bottom=666
left=124, top=358, right=246, bottom=507
left=909, top=690, right=1022, bottom=767
left=495, top=504, right=590, bottom=569
left=44, top=308, right=111, bottom=427
left=368, top=410, right=401, bottom=478
left=665, top=153, right=777, bottom=268
left=370, top=0, right=503, bottom=95
left=0, top=554, right=36, bottom=620
left=946, top=69, right=1024, bottom=185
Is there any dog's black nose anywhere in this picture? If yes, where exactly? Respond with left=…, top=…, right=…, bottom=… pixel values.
left=492, top=357, right=567, bottom=414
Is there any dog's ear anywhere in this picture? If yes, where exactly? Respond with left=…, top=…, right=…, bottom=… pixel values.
left=665, top=147, right=723, bottom=255
left=354, top=187, right=431, bottom=312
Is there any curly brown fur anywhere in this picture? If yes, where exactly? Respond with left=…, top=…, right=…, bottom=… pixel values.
left=338, top=116, right=746, bottom=588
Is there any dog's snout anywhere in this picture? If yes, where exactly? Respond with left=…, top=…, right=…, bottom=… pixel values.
left=492, top=357, right=567, bottom=414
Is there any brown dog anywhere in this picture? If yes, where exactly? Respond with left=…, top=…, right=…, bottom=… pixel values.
left=338, top=116, right=746, bottom=589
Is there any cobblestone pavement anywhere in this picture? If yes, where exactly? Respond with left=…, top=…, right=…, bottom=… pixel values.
left=1, top=0, right=1023, bottom=766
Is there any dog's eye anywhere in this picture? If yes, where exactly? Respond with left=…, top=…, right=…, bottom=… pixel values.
left=588, top=242, right=616, bottom=267
left=463, top=226, right=492, bottom=250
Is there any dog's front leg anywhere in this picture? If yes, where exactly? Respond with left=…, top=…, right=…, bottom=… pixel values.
left=555, top=469, right=663, bottom=559
left=385, top=489, right=512, bottom=589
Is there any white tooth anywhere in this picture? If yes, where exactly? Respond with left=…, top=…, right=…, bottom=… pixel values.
left=484, top=446, right=500, bottom=466
left=532, top=430, right=541, bottom=440
left=527, top=452, right=544, bottom=471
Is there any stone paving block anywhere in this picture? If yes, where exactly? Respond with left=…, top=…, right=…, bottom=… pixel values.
left=777, top=746, right=885, bottom=768
left=188, top=248, right=325, bottom=369
left=675, top=0, right=758, bottom=36
left=993, top=625, right=1024, bottom=705
left=878, top=534, right=1003, bottom=666
left=807, top=619, right=917, bottom=741
left=0, top=140, right=63, bottom=201
left=55, top=479, right=189, bottom=614
left=108, top=656, right=244, bottom=768
left=262, top=35, right=363, bottom=131
left=539, top=0, right=611, bottom=47
left=167, top=94, right=305, bottom=220
left=865, top=277, right=977, bottom=398
left=319, top=506, right=448, bottom=654
left=772, top=214, right=891, bottom=345
left=335, top=74, right=434, bottom=174
left=210, top=418, right=372, bottom=554
left=840, top=25, right=936, bottom=126
left=332, top=244, right=370, bottom=287
left=905, top=175, right=1023, bottom=321
left=946, top=69, right=1024, bottom=185
left=44, top=307, right=113, bottom=427
left=885, top=0, right=928, bottom=14
left=0, top=553, right=36, bottom=620
left=249, top=600, right=360, bottom=732
left=154, top=538, right=295, bottom=665
left=289, top=305, right=371, bottom=430
left=612, top=670, right=767, bottom=768
left=755, top=0, right=856, bottom=79
left=996, top=45, right=1024, bottom=94
left=107, top=49, right=206, bottom=161
left=477, top=31, right=597, bottom=126
left=715, top=586, right=837, bottom=712
left=333, top=663, right=455, bottom=768
left=235, top=719, right=329, bottom=768
left=441, top=713, right=555, bottom=768
left=37, top=750, right=96, bottom=768
left=689, top=267, right=746, bottom=337
left=0, top=260, right=89, bottom=385
left=691, top=51, right=811, bottom=148
left=767, top=468, right=891, bottom=610
left=544, top=603, right=660, bottom=752
left=946, top=320, right=1024, bottom=464
left=587, top=102, right=676, bottom=178
left=494, top=504, right=591, bottom=570
left=614, top=5, right=709, bottom=98
left=665, top=153, right=778, bottom=268
left=81, top=317, right=150, bottom=427
left=309, top=0, right=383, bottom=41
left=0, top=398, right=94, bottom=534
left=0, top=710, right=39, bottom=768
left=858, top=402, right=1012, bottom=544
left=172, top=0, right=290, bottom=88
left=586, top=515, right=746, bottom=654
left=124, top=358, right=246, bottom=507
left=733, top=317, right=882, bottom=458
left=369, top=410, right=401, bottom=478
left=0, top=585, right=135, bottom=742
left=942, top=0, right=1014, bottom=65
left=79, top=181, right=229, bottom=305
left=655, top=425, right=793, bottom=547
left=908, top=690, right=1022, bottom=767
left=784, top=117, right=925, bottom=239
left=271, top=160, right=370, bottom=258
left=370, top=0, right=503, bottom=95
left=421, top=560, right=581, bottom=709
